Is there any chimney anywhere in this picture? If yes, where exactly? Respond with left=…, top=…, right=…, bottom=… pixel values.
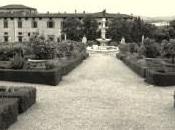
left=75, top=9, right=77, bottom=14
left=83, top=11, right=85, bottom=14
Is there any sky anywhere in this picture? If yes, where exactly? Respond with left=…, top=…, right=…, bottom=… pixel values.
left=0, top=0, right=175, bottom=17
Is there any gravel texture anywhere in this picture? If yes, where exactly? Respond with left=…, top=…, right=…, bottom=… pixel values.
left=4, top=54, right=175, bottom=130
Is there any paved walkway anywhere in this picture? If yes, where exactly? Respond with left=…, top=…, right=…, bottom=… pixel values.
left=6, top=54, right=175, bottom=130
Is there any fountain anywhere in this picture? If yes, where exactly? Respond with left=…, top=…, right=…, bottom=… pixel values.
left=96, top=18, right=111, bottom=46
left=87, top=17, right=118, bottom=55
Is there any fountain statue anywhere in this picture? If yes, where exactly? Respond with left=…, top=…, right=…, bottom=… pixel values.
left=96, top=18, right=111, bottom=46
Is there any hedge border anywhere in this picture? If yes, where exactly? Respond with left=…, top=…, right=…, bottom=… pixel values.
left=0, top=87, right=36, bottom=113
left=116, top=54, right=146, bottom=77
left=0, top=53, right=89, bottom=86
left=145, top=70, right=175, bottom=86
left=0, top=98, right=18, bottom=130
left=116, top=53, right=175, bottom=86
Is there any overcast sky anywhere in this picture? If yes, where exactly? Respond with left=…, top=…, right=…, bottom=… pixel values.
left=0, top=0, right=174, bottom=17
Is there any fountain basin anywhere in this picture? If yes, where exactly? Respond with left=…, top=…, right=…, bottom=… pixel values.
left=87, top=45, right=119, bottom=56
left=96, top=38, right=111, bottom=46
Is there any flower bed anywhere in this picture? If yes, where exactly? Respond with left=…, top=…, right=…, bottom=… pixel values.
left=0, top=98, right=18, bottom=130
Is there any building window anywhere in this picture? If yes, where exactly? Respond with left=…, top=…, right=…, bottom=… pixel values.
left=32, top=20, right=38, bottom=28
left=18, top=36, right=23, bottom=42
left=18, top=32, right=22, bottom=35
left=4, top=36, right=8, bottom=42
left=4, top=32, right=8, bottom=35
left=4, top=20, right=8, bottom=28
left=18, top=20, right=22, bottom=28
left=28, top=33, right=31, bottom=37
left=61, top=21, right=64, bottom=29
left=47, top=20, right=55, bottom=28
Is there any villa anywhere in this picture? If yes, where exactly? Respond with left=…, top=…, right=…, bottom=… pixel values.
left=0, top=4, right=132, bottom=42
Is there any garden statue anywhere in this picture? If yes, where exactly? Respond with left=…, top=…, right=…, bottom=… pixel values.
left=141, top=35, right=144, bottom=45
left=82, top=35, right=87, bottom=44
left=120, top=37, right=125, bottom=44
left=64, top=34, right=67, bottom=41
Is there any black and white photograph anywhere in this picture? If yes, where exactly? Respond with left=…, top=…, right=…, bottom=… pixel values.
left=0, top=0, right=175, bottom=130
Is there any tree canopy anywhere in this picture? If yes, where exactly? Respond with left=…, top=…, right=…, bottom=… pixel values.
left=63, top=17, right=83, bottom=41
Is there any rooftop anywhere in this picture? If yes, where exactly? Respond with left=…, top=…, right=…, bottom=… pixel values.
left=0, top=10, right=132, bottom=19
left=0, top=4, right=36, bottom=10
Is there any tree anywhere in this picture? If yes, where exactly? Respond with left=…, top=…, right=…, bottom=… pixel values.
left=140, top=38, right=160, bottom=58
left=82, top=15, right=98, bottom=40
left=130, top=17, right=146, bottom=43
left=63, top=17, right=83, bottom=41
left=170, top=20, right=175, bottom=29
left=107, top=18, right=133, bottom=42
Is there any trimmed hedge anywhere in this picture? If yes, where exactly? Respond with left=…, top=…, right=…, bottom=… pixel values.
left=0, top=53, right=89, bottom=86
left=145, top=70, right=175, bottom=86
left=0, top=68, right=62, bottom=86
left=0, top=98, right=18, bottom=130
left=117, top=55, right=146, bottom=77
left=117, top=54, right=175, bottom=86
left=0, top=87, right=36, bottom=113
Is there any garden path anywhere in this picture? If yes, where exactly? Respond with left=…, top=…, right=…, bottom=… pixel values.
left=5, top=54, right=175, bottom=130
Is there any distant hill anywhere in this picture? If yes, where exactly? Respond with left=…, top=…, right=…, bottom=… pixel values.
left=140, top=16, right=175, bottom=23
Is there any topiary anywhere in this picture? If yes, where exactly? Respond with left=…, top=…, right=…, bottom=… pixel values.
left=11, top=47, right=24, bottom=69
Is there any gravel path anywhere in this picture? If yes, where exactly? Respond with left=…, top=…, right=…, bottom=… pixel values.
left=6, top=54, right=175, bottom=130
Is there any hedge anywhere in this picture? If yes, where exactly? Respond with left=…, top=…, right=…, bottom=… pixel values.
left=145, top=70, right=175, bottom=86
left=117, top=55, right=146, bottom=77
left=0, top=98, right=18, bottom=130
left=0, top=87, right=36, bottom=113
left=0, top=68, right=62, bottom=86
left=117, top=54, right=175, bottom=86
left=0, top=53, right=89, bottom=86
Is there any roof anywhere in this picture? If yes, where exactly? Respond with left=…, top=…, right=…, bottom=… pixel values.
left=0, top=4, right=36, bottom=10
left=0, top=10, right=132, bottom=19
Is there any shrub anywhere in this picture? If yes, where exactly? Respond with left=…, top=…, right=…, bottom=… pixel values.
left=11, top=47, right=24, bottom=69
left=0, top=98, right=18, bottom=130
left=0, top=87, right=36, bottom=113
left=30, top=35, right=56, bottom=59
left=56, top=40, right=86, bottom=58
left=118, top=42, right=129, bottom=54
left=161, top=39, right=175, bottom=64
left=139, top=38, right=160, bottom=58
left=128, top=42, right=139, bottom=53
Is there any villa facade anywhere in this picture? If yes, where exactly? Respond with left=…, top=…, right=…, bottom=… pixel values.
left=0, top=4, right=132, bottom=42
